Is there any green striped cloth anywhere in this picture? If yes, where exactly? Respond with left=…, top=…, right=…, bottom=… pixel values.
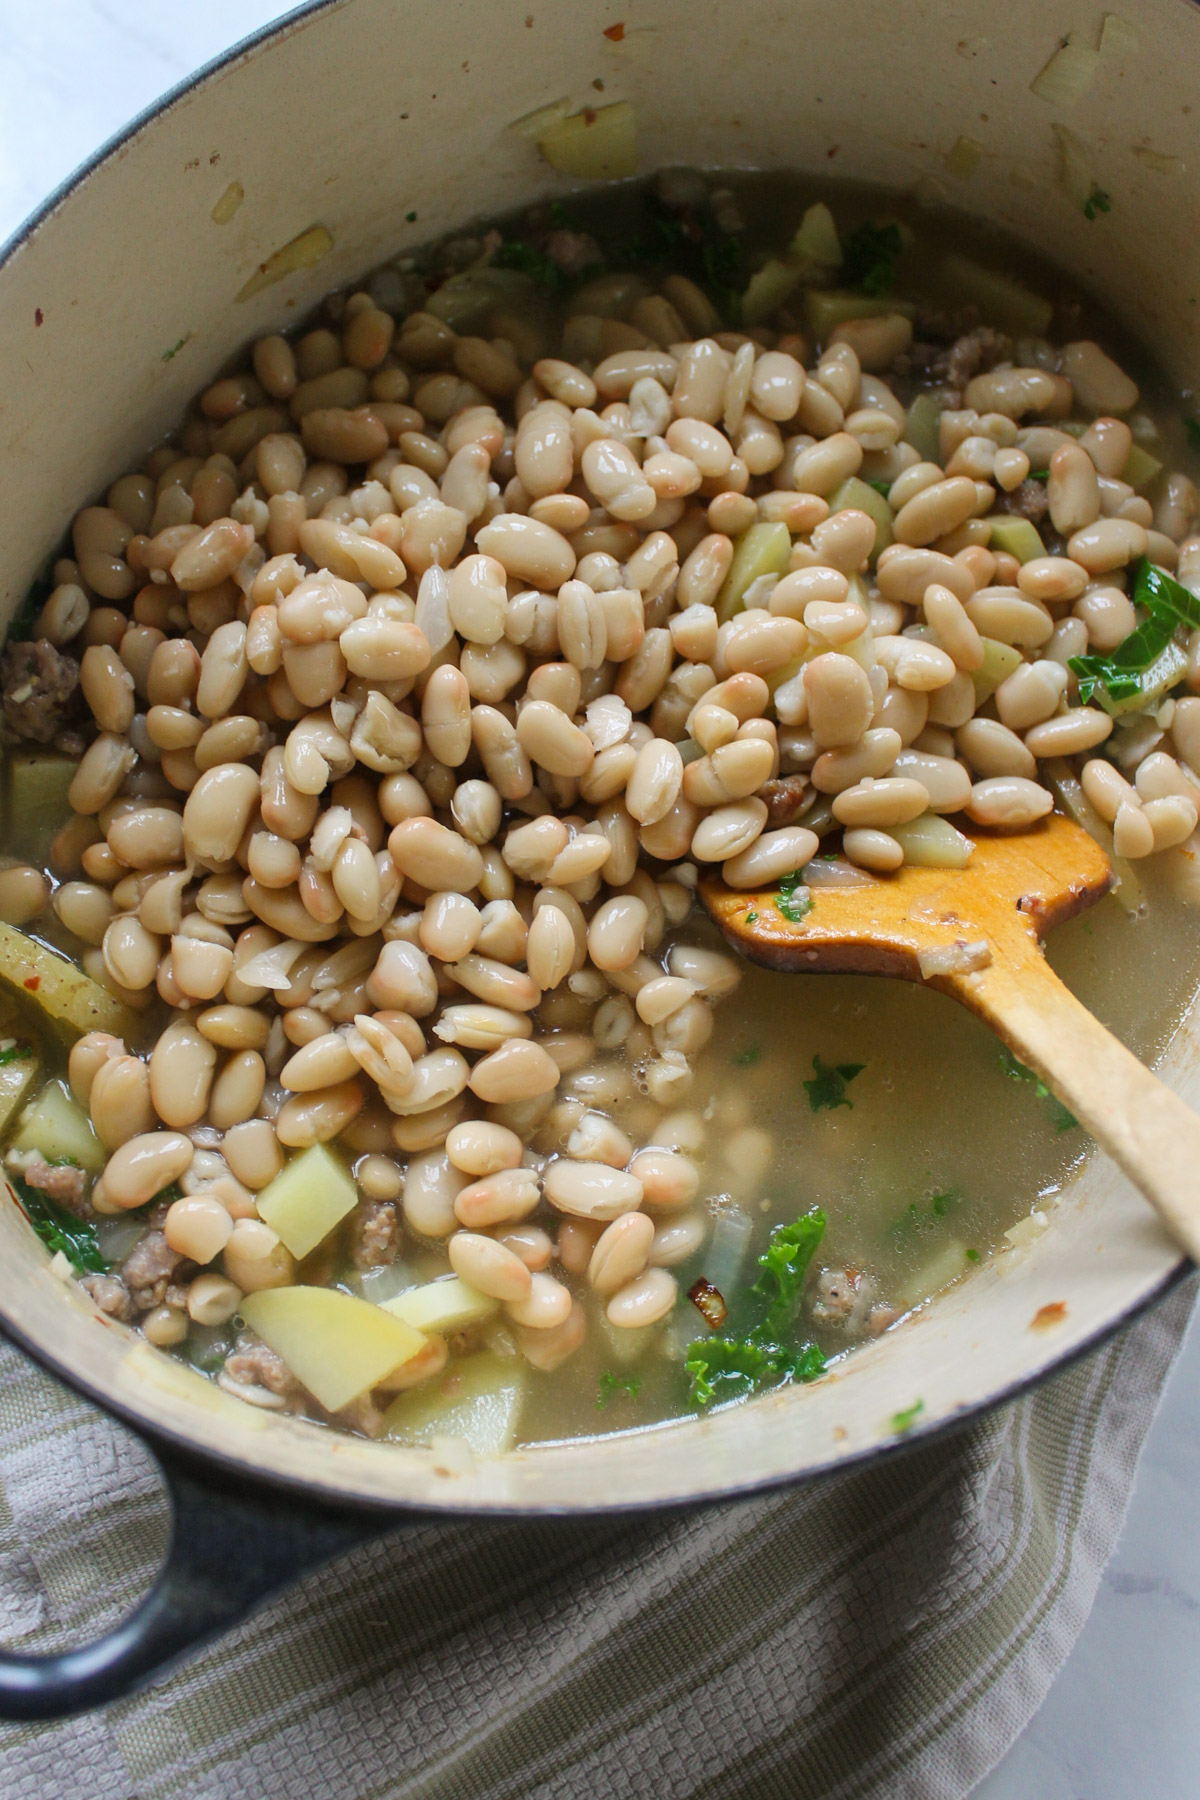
left=0, top=1280, right=1192, bottom=1799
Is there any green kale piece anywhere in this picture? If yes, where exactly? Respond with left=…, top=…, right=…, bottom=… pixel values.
left=804, top=1055, right=865, bottom=1113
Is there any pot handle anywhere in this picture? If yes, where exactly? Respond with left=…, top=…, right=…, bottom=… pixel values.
left=0, top=1440, right=392, bottom=1721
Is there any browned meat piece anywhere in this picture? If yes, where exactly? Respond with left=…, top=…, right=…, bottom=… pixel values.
left=0, top=639, right=82, bottom=746
left=80, top=1272, right=134, bottom=1321
left=347, top=1197, right=401, bottom=1270
left=760, top=775, right=811, bottom=828
left=812, top=1266, right=879, bottom=1334
left=121, top=1230, right=183, bottom=1312
left=544, top=229, right=602, bottom=277
left=914, top=301, right=981, bottom=343
left=23, top=1159, right=88, bottom=1212
left=931, top=326, right=1011, bottom=393
left=223, top=1330, right=301, bottom=1397
left=327, top=1393, right=385, bottom=1437
left=997, top=480, right=1049, bottom=524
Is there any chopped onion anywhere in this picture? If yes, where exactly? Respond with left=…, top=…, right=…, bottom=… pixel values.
left=509, top=97, right=572, bottom=142
left=1031, top=33, right=1101, bottom=108
left=537, top=101, right=637, bottom=180
left=1132, top=145, right=1183, bottom=176
left=1004, top=1210, right=1049, bottom=1249
left=235, top=225, right=333, bottom=303
left=916, top=939, right=993, bottom=979
left=801, top=857, right=877, bottom=888
left=1100, top=12, right=1139, bottom=58
left=944, top=137, right=984, bottom=179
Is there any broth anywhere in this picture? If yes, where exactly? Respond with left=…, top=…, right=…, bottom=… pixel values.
left=2, top=168, right=1199, bottom=1454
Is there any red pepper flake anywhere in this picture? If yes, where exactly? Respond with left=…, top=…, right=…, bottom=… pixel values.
left=687, top=1277, right=727, bottom=1330
left=34, top=308, right=43, bottom=327
left=22, top=976, right=39, bottom=992
left=603, top=20, right=626, bottom=39
left=1031, top=1301, right=1068, bottom=1331
left=582, top=107, right=597, bottom=126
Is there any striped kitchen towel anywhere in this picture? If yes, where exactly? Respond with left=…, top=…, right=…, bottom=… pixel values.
left=0, top=1278, right=1192, bottom=1800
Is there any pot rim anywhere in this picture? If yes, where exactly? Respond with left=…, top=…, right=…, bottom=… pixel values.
left=0, top=0, right=1192, bottom=1519
left=0, top=1227, right=1185, bottom=1518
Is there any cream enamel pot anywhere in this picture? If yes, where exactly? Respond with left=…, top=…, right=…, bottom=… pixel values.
left=0, top=0, right=1195, bottom=1720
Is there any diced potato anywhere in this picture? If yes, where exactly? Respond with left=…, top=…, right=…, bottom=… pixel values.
left=789, top=201, right=842, bottom=268
left=382, top=1276, right=498, bottom=1335
left=971, top=636, right=1024, bottom=705
left=1122, top=443, right=1163, bottom=493
left=537, top=102, right=637, bottom=179
left=241, top=1286, right=426, bottom=1413
left=803, top=290, right=917, bottom=337
left=380, top=1352, right=528, bottom=1452
left=715, top=522, right=792, bottom=622
left=936, top=253, right=1053, bottom=337
left=255, top=1143, right=357, bottom=1259
left=4, top=754, right=77, bottom=863
left=0, top=922, right=136, bottom=1042
left=595, top=1308, right=658, bottom=1368
left=740, top=259, right=804, bottom=326
left=0, top=1048, right=38, bottom=1136
left=904, top=393, right=942, bottom=463
left=889, top=814, right=975, bottom=870
left=829, top=476, right=893, bottom=560
left=896, top=1239, right=969, bottom=1310
left=987, top=517, right=1045, bottom=564
left=11, top=1078, right=104, bottom=1172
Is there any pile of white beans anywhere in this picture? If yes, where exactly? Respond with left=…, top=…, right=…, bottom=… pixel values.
left=11, top=234, right=1200, bottom=1420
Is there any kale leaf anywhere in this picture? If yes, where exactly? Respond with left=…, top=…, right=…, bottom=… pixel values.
left=842, top=221, right=903, bottom=296
left=999, top=1048, right=1078, bottom=1132
left=1069, top=559, right=1200, bottom=707
left=11, top=1175, right=107, bottom=1275
left=804, top=1055, right=865, bottom=1113
left=684, top=1207, right=827, bottom=1408
left=597, top=1370, right=642, bottom=1409
left=685, top=1337, right=825, bottom=1408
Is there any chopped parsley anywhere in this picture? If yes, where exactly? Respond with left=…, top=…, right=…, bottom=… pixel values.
left=11, top=1175, right=107, bottom=1275
left=1083, top=186, right=1112, bottom=221
left=866, top=477, right=893, bottom=495
left=732, top=1042, right=762, bottom=1067
left=804, top=1055, right=865, bottom=1113
left=1069, top=558, right=1200, bottom=709
left=1028, top=468, right=1050, bottom=481
left=684, top=1208, right=827, bottom=1408
left=493, top=237, right=578, bottom=293
left=999, top=1047, right=1078, bottom=1132
left=775, top=870, right=813, bottom=924
left=745, top=909, right=758, bottom=924
left=597, top=1370, right=641, bottom=1409
left=0, top=1043, right=34, bottom=1066
left=888, top=1184, right=963, bottom=1245
left=161, top=336, right=188, bottom=362
left=966, top=1248, right=982, bottom=1263
left=891, top=1399, right=925, bottom=1434
left=842, top=220, right=903, bottom=296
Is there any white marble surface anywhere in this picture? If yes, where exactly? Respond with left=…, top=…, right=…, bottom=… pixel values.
left=3, top=6, right=1200, bottom=1794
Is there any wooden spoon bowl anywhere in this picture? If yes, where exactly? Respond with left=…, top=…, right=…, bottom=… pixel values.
left=701, top=812, right=1200, bottom=1262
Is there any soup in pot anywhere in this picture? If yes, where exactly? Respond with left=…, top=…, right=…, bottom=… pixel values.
left=1, top=167, right=1198, bottom=1453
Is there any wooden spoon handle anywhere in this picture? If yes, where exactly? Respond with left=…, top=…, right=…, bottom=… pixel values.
left=952, top=953, right=1200, bottom=1264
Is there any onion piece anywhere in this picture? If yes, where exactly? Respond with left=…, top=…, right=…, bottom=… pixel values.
left=802, top=857, right=878, bottom=889
left=1031, top=33, right=1102, bottom=108
left=916, top=939, right=992, bottom=979
left=537, top=101, right=637, bottom=180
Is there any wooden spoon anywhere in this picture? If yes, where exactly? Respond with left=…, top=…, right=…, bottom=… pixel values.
left=700, top=811, right=1200, bottom=1262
